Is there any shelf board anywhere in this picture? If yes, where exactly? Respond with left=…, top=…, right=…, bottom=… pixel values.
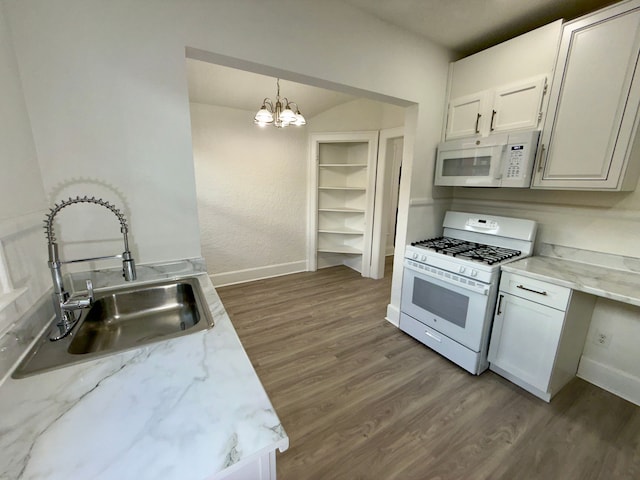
left=318, top=186, right=366, bottom=191
left=318, top=163, right=368, bottom=167
left=318, top=207, right=365, bottom=213
left=317, top=246, right=362, bottom=254
left=318, top=228, right=364, bottom=235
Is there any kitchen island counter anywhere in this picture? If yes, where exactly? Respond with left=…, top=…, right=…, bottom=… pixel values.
left=0, top=260, right=288, bottom=480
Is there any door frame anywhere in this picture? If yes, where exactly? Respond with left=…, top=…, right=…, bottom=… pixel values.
left=370, top=126, right=404, bottom=279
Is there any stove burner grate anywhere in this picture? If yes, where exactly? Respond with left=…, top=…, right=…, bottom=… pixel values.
left=411, top=236, right=521, bottom=265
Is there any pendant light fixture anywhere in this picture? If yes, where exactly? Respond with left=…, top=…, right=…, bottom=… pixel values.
left=254, top=78, right=306, bottom=128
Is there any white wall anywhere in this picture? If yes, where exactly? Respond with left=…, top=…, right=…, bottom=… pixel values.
left=190, top=97, right=406, bottom=286
left=4, top=0, right=452, bottom=319
left=0, top=1, right=45, bottom=222
left=0, top=1, right=49, bottom=334
left=579, top=299, right=640, bottom=405
left=190, top=102, right=308, bottom=285
left=310, top=98, right=405, bottom=132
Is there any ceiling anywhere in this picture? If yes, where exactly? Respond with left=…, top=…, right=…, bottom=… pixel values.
left=343, top=0, right=620, bottom=56
left=186, top=60, right=358, bottom=118
left=187, top=0, right=620, bottom=115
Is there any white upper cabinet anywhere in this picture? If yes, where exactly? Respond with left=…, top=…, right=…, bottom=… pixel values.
left=446, top=76, right=547, bottom=139
left=446, top=92, right=487, bottom=139
left=533, top=1, right=640, bottom=190
left=491, top=76, right=547, bottom=133
left=445, top=21, right=562, bottom=141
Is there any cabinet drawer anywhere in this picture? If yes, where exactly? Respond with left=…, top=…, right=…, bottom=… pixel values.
left=499, top=271, right=570, bottom=310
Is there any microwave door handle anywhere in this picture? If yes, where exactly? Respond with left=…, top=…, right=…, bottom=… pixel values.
left=495, top=145, right=506, bottom=180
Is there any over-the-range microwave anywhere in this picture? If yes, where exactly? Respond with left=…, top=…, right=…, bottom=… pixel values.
left=434, top=130, right=540, bottom=188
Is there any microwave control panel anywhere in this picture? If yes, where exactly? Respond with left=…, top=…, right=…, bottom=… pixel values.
left=500, top=130, right=540, bottom=187
left=505, top=145, right=526, bottom=179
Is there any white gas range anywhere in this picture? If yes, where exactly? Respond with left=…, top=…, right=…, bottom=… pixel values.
left=400, top=211, right=537, bottom=374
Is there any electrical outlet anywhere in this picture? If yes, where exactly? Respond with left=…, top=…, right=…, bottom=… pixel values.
left=593, top=330, right=612, bottom=348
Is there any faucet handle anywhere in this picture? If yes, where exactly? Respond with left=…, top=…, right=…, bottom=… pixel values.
left=85, top=279, right=94, bottom=303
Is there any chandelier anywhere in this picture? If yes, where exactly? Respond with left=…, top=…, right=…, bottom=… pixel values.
left=254, top=78, right=306, bottom=128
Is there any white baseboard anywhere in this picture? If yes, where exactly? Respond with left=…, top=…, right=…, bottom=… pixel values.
left=211, top=260, right=307, bottom=287
left=386, top=303, right=400, bottom=327
left=577, top=356, right=640, bottom=406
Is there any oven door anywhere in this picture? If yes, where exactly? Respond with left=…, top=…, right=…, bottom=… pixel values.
left=400, top=262, right=491, bottom=352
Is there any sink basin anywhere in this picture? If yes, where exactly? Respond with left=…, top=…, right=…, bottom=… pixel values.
left=12, top=277, right=214, bottom=378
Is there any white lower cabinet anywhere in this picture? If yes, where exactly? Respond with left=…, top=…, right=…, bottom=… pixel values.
left=488, top=272, right=595, bottom=401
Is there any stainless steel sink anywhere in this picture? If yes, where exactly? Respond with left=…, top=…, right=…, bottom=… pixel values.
left=12, top=277, right=214, bottom=378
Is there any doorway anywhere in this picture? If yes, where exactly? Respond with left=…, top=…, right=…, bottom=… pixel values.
left=185, top=54, right=407, bottom=285
left=370, top=127, right=404, bottom=279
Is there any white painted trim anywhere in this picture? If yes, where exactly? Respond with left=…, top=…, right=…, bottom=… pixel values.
left=0, top=210, right=45, bottom=240
left=577, top=356, right=640, bottom=407
left=450, top=197, right=640, bottom=221
left=371, top=126, right=404, bottom=280
left=0, top=212, right=44, bottom=320
left=409, top=198, right=436, bottom=207
left=306, top=133, right=317, bottom=272
left=386, top=303, right=400, bottom=326
left=0, top=242, right=12, bottom=294
left=210, top=260, right=307, bottom=287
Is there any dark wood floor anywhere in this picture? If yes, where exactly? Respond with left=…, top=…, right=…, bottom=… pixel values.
left=217, top=258, right=640, bottom=480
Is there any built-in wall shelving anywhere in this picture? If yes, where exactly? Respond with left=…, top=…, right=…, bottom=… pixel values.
left=308, top=132, right=379, bottom=276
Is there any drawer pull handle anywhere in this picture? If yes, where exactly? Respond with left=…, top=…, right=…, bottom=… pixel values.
left=517, top=284, right=547, bottom=296
left=424, top=330, right=442, bottom=343
left=497, top=294, right=504, bottom=315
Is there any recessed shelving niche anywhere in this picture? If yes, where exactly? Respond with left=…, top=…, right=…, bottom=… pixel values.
left=308, top=132, right=379, bottom=276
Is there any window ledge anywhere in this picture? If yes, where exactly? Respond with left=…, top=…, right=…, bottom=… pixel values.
left=0, top=287, right=28, bottom=312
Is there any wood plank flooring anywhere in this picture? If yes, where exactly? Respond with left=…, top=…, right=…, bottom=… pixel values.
left=217, top=258, right=640, bottom=480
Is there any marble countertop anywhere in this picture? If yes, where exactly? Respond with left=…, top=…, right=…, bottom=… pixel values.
left=0, top=260, right=288, bottom=480
left=502, top=252, right=640, bottom=308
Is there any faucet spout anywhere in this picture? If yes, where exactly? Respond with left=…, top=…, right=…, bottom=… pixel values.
left=44, top=196, right=136, bottom=340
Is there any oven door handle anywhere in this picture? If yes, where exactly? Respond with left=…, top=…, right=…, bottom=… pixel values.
left=424, top=330, right=442, bottom=343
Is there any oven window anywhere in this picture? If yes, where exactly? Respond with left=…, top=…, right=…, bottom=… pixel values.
left=442, top=156, right=491, bottom=177
left=412, top=277, right=469, bottom=328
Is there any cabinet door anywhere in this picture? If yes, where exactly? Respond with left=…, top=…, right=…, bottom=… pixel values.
left=488, top=292, right=564, bottom=393
left=445, top=92, right=487, bottom=139
left=533, top=4, right=640, bottom=190
left=490, top=76, right=546, bottom=134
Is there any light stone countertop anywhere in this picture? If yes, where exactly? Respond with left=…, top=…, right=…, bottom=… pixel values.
left=501, top=251, right=640, bottom=308
left=0, top=260, right=288, bottom=480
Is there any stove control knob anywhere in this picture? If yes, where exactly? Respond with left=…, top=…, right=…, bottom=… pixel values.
left=421, top=255, right=427, bottom=262
left=413, top=253, right=419, bottom=260
left=459, top=266, right=466, bottom=274
left=470, top=270, right=478, bottom=277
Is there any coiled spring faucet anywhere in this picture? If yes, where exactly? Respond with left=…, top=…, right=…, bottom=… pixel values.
left=44, top=196, right=137, bottom=340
